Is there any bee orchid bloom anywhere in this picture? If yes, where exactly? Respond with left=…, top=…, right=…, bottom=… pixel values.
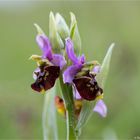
left=31, top=28, right=66, bottom=93
left=63, top=38, right=102, bottom=100
left=63, top=38, right=107, bottom=117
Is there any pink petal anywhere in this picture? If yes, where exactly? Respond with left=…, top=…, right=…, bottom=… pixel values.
left=93, top=99, right=107, bottom=117
left=65, top=38, right=79, bottom=64
left=36, top=34, right=53, bottom=60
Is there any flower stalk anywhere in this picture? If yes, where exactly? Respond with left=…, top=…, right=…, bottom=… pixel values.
left=59, top=74, right=77, bottom=140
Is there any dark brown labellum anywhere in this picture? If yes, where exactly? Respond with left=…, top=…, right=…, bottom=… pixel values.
left=73, top=76, right=103, bottom=101
left=31, top=66, right=60, bottom=92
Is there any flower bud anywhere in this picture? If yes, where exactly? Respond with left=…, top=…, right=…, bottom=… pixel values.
left=55, top=13, right=70, bottom=40
left=55, top=96, right=65, bottom=117
left=49, top=12, right=64, bottom=52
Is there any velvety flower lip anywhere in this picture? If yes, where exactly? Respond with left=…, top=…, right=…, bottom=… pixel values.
left=73, top=76, right=103, bottom=101
left=93, top=99, right=107, bottom=117
left=63, top=38, right=85, bottom=83
left=31, top=65, right=60, bottom=92
left=36, top=33, right=66, bottom=69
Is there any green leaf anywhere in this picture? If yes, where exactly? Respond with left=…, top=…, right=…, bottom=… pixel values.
left=96, top=43, right=115, bottom=88
left=70, top=12, right=81, bottom=55
left=55, top=13, right=70, bottom=40
left=49, top=12, right=64, bottom=52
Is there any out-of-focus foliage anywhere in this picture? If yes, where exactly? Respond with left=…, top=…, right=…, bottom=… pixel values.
left=0, top=1, right=139, bottom=139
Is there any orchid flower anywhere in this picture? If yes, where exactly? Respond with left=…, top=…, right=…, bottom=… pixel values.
left=31, top=24, right=66, bottom=93
left=63, top=37, right=107, bottom=117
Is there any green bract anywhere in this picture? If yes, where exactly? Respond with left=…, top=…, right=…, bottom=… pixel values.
left=70, top=12, right=81, bottom=55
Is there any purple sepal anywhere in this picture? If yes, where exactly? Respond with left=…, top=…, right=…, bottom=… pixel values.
left=93, top=99, right=107, bottom=117
left=36, top=34, right=53, bottom=60
left=51, top=54, right=66, bottom=70
left=63, top=65, right=80, bottom=83
left=65, top=38, right=85, bottom=65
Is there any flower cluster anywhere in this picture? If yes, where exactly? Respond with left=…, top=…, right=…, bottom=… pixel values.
left=30, top=12, right=114, bottom=127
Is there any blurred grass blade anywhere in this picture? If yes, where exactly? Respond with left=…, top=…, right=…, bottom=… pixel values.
left=70, top=12, right=81, bottom=55
left=42, top=87, right=58, bottom=140
left=96, top=43, right=115, bottom=88
left=75, top=101, right=94, bottom=131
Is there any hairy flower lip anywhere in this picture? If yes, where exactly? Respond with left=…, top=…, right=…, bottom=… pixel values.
left=73, top=75, right=103, bottom=101
left=31, top=65, right=60, bottom=93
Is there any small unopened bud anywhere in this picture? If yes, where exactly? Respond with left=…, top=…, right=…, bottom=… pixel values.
left=49, top=12, right=64, bottom=52
left=55, top=13, right=70, bottom=40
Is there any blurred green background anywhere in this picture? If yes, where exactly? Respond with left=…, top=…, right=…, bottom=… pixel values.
left=0, top=1, right=139, bottom=139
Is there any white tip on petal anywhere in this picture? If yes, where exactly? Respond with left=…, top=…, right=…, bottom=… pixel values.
left=93, top=99, right=107, bottom=117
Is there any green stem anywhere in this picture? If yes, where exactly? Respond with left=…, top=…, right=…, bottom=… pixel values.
left=59, top=74, right=77, bottom=140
